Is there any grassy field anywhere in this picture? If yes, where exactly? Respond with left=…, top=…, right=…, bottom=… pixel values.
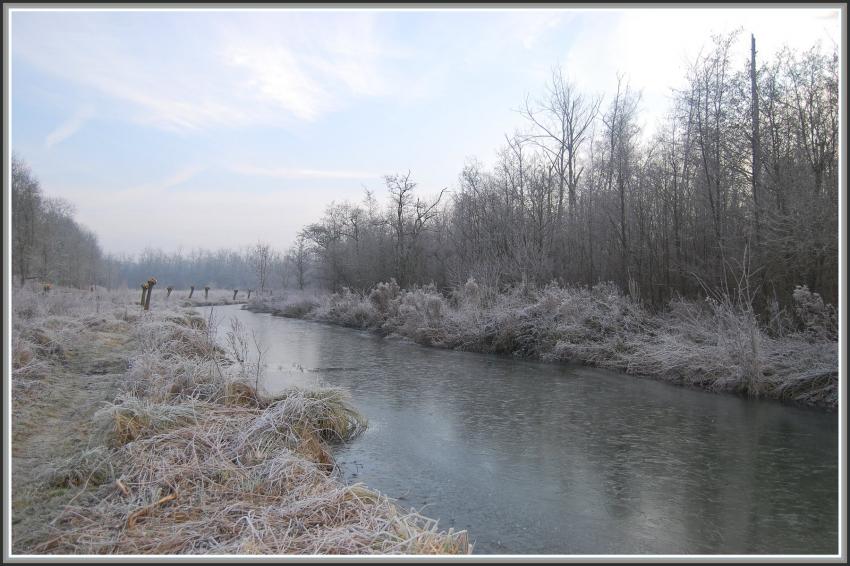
left=10, top=286, right=470, bottom=555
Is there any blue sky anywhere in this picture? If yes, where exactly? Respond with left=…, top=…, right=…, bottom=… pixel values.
left=9, top=7, right=841, bottom=256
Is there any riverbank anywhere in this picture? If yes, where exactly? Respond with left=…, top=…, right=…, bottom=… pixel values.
left=248, top=281, right=838, bottom=409
left=10, top=287, right=470, bottom=555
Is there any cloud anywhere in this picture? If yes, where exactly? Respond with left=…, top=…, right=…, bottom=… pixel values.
left=229, top=164, right=379, bottom=180
left=12, top=11, right=403, bottom=132
left=72, top=165, right=206, bottom=205
left=127, top=165, right=205, bottom=194
left=223, top=45, right=332, bottom=121
left=45, top=106, right=95, bottom=148
left=513, top=11, right=566, bottom=49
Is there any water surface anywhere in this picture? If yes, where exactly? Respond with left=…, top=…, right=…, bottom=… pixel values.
left=214, top=304, right=838, bottom=555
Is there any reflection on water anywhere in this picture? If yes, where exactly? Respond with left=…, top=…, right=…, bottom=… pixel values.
left=214, top=305, right=838, bottom=555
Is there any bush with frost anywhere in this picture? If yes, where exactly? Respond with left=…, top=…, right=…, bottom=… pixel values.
left=791, top=285, right=837, bottom=341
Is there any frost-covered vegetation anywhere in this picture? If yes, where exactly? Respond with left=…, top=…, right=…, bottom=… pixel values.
left=251, top=280, right=837, bottom=408
left=12, top=286, right=136, bottom=396
left=12, top=287, right=470, bottom=555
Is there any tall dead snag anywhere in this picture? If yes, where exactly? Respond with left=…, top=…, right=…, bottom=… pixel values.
left=751, top=34, right=762, bottom=245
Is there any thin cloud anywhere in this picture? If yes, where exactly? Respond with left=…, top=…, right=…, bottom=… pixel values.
left=224, top=45, right=331, bottom=121
left=136, top=166, right=205, bottom=192
left=105, top=165, right=206, bottom=201
left=13, top=11, right=402, bottom=132
left=45, top=106, right=95, bottom=148
left=230, top=164, right=379, bottom=180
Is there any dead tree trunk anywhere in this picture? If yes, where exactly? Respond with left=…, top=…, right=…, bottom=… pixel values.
left=144, top=278, right=157, bottom=311
left=751, top=34, right=762, bottom=245
left=204, top=286, right=210, bottom=300
left=232, top=289, right=238, bottom=301
left=166, top=286, right=173, bottom=298
left=188, top=286, right=195, bottom=299
left=140, top=284, right=148, bottom=306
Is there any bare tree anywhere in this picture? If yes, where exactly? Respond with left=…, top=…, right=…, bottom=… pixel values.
left=250, top=241, right=274, bottom=295
left=520, top=67, right=601, bottom=223
left=384, top=171, right=446, bottom=287
left=288, top=234, right=309, bottom=291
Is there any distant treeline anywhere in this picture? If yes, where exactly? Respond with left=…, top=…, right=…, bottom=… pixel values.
left=296, top=32, right=838, bottom=313
left=11, top=155, right=304, bottom=292
left=100, top=246, right=292, bottom=291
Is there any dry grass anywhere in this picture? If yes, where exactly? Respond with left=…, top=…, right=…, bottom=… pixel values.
left=11, top=285, right=470, bottom=556
left=252, top=280, right=838, bottom=408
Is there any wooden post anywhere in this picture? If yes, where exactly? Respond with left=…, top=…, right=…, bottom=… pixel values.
left=233, top=289, right=238, bottom=301
left=141, top=283, right=148, bottom=306
left=144, top=277, right=157, bottom=311
left=204, top=286, right=210, bottom=300
left=247, top=289, right=252, bottom=299
left=166, top=286, right=173, bottom=298
left=188, top=285, right=195, bottom=299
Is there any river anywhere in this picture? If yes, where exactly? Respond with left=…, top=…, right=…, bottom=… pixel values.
left=214, top=304, right=838, bottom=555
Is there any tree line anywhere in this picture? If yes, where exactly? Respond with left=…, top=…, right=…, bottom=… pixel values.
left=11, top=155, right=103, bottom=289
left=297, top=32, right=838, bottom=313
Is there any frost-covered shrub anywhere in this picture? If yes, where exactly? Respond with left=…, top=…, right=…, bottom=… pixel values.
left=313, top=288, right=379, bottom=329
left=368, top=279, right=401, bottom=316
left=792, top=285, right=837, bottom=340
left=280, top=299, right=319, bottom=318
left=452, top=278, right=481, bottom=310
left=389, top=285, right=449, bottom=345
